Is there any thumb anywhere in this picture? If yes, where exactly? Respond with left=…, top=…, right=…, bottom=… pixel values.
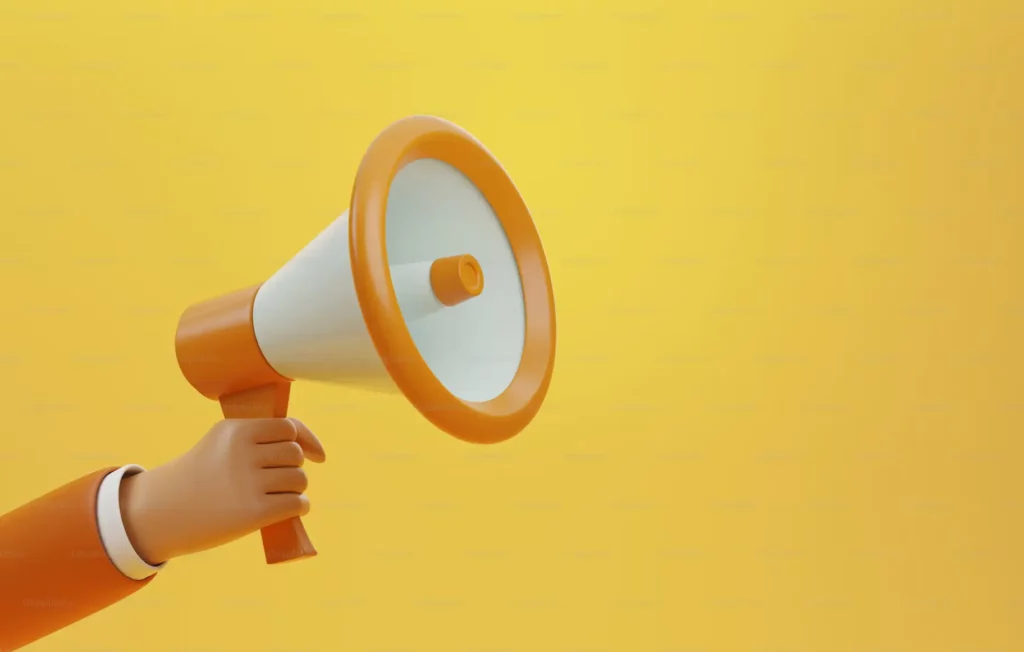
left=287, top=418, right=327, bottom=463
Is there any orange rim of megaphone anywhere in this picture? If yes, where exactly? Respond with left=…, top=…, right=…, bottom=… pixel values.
left=348, top=115, right=556, bottom=445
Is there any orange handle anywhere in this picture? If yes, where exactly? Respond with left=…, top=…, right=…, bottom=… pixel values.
left=219, top=383, right=317, bottom=565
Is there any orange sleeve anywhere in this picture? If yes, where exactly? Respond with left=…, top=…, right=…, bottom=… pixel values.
left=0, top=468, right=154, bottom=650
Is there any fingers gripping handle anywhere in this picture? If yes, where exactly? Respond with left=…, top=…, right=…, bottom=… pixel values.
left=219, top=383, right=317, bottom=565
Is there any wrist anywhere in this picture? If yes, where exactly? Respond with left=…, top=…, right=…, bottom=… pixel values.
left=120, top=468, right=172, bottom=565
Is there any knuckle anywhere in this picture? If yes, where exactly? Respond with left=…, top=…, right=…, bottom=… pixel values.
left=224, top=431, right=249, bottom=453
left=268, top=494, right=307, bottom=519
left=213, top=420, right=234, bottom=437
left=226, top=422, right=254, bottom=442
left=248, top=420, right=276, bottom=435
left=278, top=418, right=299, bottom=438
left=291, top=493, right=311, bottom=515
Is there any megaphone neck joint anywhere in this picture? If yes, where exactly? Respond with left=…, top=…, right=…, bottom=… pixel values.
left=175, top=284, right=292, bottom=401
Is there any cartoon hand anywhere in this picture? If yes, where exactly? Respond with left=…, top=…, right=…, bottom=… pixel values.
left=119, top=418, right=327, bottom=565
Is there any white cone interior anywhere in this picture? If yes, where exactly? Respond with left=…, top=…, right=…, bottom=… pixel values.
left=386, top=158, right=525, bottom=403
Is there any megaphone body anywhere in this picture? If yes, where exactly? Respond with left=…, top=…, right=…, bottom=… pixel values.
left=175, top=116, right=556, bottom=565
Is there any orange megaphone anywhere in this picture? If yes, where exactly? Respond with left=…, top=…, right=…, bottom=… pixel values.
left=174, top=115, right=557, bottom=565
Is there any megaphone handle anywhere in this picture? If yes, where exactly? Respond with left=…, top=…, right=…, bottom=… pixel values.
left=219, top=382, right=318, bottom=565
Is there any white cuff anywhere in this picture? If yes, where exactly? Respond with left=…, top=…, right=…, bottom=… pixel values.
left=96, top=464, right=167, bottom=581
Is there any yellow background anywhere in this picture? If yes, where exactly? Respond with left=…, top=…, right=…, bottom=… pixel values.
left=1, top=0, right=1022, bottom=650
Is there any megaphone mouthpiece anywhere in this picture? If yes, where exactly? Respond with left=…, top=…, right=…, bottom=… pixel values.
left=429, top=254, right=483, bottom=306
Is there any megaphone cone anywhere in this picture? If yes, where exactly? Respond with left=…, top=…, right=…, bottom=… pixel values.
left=174, top=116, right=556, bottom=565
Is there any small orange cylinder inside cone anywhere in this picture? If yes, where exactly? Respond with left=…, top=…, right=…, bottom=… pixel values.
left=430, top=254, right=484, bottom=307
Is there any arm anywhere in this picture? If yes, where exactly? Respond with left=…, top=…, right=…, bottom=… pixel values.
left=0, top=418, right=324, bottom=650
left=0, top=466, right=162, bottom=651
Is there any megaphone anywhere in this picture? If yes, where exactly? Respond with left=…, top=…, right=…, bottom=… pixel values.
left=173, top=116, right=556, bottom=565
